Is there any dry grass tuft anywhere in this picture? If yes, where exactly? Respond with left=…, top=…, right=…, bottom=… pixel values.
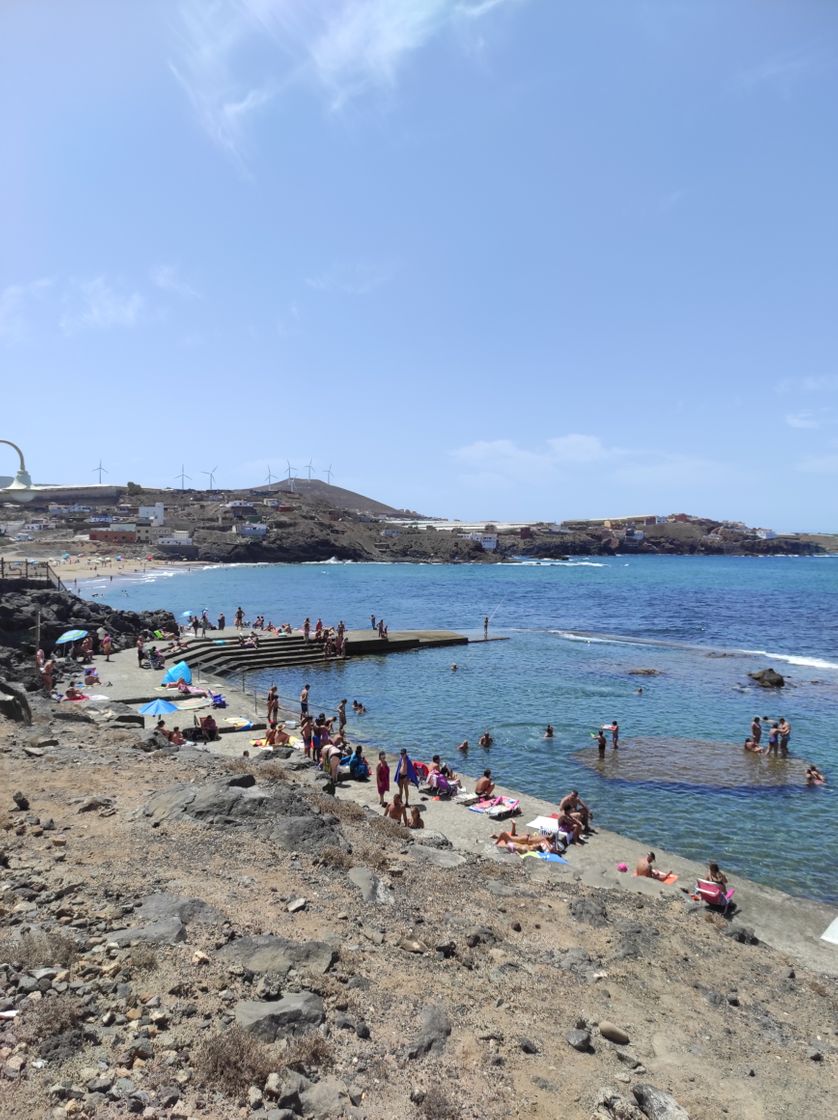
left=420, top=1087, right=462, bottom=1119
left=317, top=845, right=354, bottom=871
left=352, top=842, right=391, bottom=872
left=367, top=814, right=411, bottom=842
left=20, top=995, right=84, bottom=1046
left=310, top=792, right=366, bottom=823
left=283, top=1032, right=334, bottom=1074
left=0, top=930, right=78, bottom=969
left=129, top=943, right=158, bottom=972
left=196, top=1025, right=276, bottom=1094
left=703, top=912, right=728, bottom=931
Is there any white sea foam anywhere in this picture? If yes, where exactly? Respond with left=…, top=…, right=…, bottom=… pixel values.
left=739, top=649, right=838, bottom=671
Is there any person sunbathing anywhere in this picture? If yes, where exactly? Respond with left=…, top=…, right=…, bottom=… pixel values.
left=264, top=722, right=290, bottom=747
left=475, top=770, right=495, bottom=798
left=407, top=806, right=424, bottom=830
left=64, top=683, right=86, bottom=701
left=383, top=794, right=408, bottom=825
left=83, top=667, right=101, bottom=687
left=635, top=851, right=672, bottom=881
left=492, top=823, right=554, bottom=854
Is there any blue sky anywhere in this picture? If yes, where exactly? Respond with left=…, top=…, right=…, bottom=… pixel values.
left=2, top=1, right=837, bottom=530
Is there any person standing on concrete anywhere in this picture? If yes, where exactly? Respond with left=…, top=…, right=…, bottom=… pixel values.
left=267, top=685, right=279, bottom=724
left=299, top=683, right=310, bottom=716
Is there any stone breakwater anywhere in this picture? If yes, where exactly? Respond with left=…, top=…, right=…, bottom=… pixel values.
left=0, top=692, right=835, bottom=1120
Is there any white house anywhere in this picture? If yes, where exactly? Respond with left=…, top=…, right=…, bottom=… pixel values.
left=139, top=503, right=165, bottom=526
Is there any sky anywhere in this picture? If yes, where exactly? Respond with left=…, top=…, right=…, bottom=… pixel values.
left=2, top=0, right=837, bottom=530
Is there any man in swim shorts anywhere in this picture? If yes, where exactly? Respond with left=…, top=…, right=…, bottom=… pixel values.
left=778, top=716, right=791, bottom=756
left=751, top=716, right=762, bottom=745
left=635, top=851, right=671, bottom=881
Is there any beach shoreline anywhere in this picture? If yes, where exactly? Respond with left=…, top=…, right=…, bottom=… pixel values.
left=89, top=643, right=837, bottom=976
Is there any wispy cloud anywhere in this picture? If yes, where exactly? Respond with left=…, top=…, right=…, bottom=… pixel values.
left=151, top=264, right=201, bottom=299
left=785, top=410, right=821, bottom=430
left=453, top=434, right=726, bottom=489
left=60, top=277, right=145, bottom=335
left=170, top=0, right=523, bottom=163
left=733, top=47, right=820, bottom=97
left=796, top=450, right=838, bottom=476
left=305, top=260, right=389, bottom=295
left=0, top=277, right=53, bottom=343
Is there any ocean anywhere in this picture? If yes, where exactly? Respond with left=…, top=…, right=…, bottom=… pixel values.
left=87, top=555, right=838, bottom=905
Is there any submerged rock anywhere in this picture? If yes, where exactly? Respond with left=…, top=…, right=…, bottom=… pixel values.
left=748, top=667, right=785, bottom=688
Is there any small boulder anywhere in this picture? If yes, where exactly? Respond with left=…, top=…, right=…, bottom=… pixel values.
left=632, top=1083, right=690, bottom=1119
left=599, top=1022, right=630, bottom=1045
left=234, top=991, right=325, bottom=1041
left=407, top=1005, right=451, bottom=1059
left=748, top=668, right=785, bottom=688
left=566, top=1029, right=592, bottom=1052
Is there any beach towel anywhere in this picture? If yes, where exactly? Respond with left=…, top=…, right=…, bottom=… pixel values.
left=521, top=851, right=568, bottom=864
left=469, top=796, right=519, bottom=816
left=633, top=871, right=679, bottom=885
left=394, top=755, right=419, bottom=787
left=820, top=917, right=838, bottom=945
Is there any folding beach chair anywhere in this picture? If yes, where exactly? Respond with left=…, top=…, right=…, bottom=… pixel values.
left=696, top=879, right=736, bottom=915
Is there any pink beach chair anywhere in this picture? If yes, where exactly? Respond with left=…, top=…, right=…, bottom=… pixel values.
left=696, top=879, right=736, bottom=914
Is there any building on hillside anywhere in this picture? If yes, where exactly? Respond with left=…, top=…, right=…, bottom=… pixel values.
left=461, top=532, right=499, bottom=551
left=158, top=530, right=192, bottom=546
left=138, top=503, right=165, bottom=526
left=756, top=528, right=777, bottom=540
left=232, top=522, right=268, bottom=538
left=89, top=525, right=138, bottom=545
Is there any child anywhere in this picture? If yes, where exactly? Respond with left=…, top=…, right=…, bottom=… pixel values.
left=376, top=751, right=390, bottom=806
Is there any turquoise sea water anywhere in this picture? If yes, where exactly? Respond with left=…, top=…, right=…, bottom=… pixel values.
left=89, top=556, right=838, bottom=905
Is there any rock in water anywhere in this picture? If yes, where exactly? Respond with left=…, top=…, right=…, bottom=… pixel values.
left=748, top=667, right=785, bottom=688
left=632, top=1083, right=690, bottom=1119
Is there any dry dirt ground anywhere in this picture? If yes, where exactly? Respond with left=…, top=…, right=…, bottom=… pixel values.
left=1, top=699, right=836, bottom=1120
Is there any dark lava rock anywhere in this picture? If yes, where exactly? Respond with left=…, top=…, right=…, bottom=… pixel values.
left=566, top=1029, right=593, bottom=1052
left=569, top=897, right=608, bottom=927
left=234, top=991, right=325, bottom=1041
left=407, top=1005, right=451, bottom=1059
left=221, top=934, right=336, bottom=977
left=748, top=667, right=785, bottom=688
left=632, top=1083, right=690, bottom=1119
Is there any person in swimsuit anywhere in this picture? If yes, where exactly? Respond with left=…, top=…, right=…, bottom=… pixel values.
left=299, top=683, right=310, bottom=716
left=778, top=717, right=791, bottom=756
left=805, top=765, right=826, bottom=785
left=479, top=731, right=493, bottom=748
left=384, top=793, right=408, bottom=825
left=766, top=723, right=780, bottom=756
left=596, top=729, right=607, bottom=757
left=545, top=723, right=554, bottom=739
left=407, top=806, right=424, bottom=830
left=605, top=720, right=619, bottom=749
left=376, top=752, right=390, bottom=805
left=337, top=699, right=347, bottom=732
left=475, top=770, right=495, bottom=798
left=267, top=685, right=278, bottom=724
left=635, top=851, right=671, bottom=881
left=751, top=716, right=762, bottom=746
left=707, top=861, right=727, bottom=888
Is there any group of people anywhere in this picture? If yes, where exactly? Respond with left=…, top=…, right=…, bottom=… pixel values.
left=744, top=715, right=792, bottom=756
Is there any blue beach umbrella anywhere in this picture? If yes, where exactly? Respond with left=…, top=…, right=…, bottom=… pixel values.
left=54, top=629, right=88, bottom=645
left=139, top=699, right=178, bottom=716
left=161, top=660, right=192, bottom=685
left=181, top=610, right=194, bottom=618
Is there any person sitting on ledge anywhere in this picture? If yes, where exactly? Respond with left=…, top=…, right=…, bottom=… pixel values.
left=83, top=666, right=101, bottom=687
left=407, top=806, right=424, bottom=830
left=169, top=726, right=185, bottom=746
left=199, top=714, right=219, bottom=743
left=475, top=769, right=495, bottom=798
left=743, top=737, right=763, bottom=754
left=556, top=808, right=584, bottom=845
left=264, top=722, right=290, bottom=747
left=635, top=851, right=672, bottom=881
left=348, top=744, right=370, bottom=781
left=383, top=793, right=408, bottom=826
left=559, top=789, right=592, bottom=834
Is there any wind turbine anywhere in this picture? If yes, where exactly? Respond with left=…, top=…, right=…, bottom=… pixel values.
left=265, top=466, right=277, bottom=486
left=285, top=459, right=298, bottom=493
left=92, top=459, right=108, bottom=484
left=323, top=464, right=334, bottom=485
left=202, top=466, right=218, bottom=492
left=305, top=459, right=314, bottom=480
left=174, top=465, right=191, bottom=491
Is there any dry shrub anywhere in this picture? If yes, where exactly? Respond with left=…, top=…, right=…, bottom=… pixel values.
left=20, top=995, right=84, bottom=1046
left=283, top=1032, right=333, bottom=1074
left=130, top=944, right=158, bottom=972
left=196, top=1025, right=275, bottom=1094
left=317, top=845, right=354, bottom=871
left=0, top=930, right=77, bottom=969
left=808, top=979, right=830, bottom=998
left=352, top=842, right=391, bottom=872
left=368, top=814, right=411, bottom=842
left=420, top=1087, right=461, bottom=1119
left=310, top=792, right=366, bottom=823
left=703, top=912, right=728, bottom=932
left=257, top=761, right=289, bottom=781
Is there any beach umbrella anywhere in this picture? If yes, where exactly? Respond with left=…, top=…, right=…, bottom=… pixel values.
left=161, top=660, right=192, bottom=685
left=139, top=699, right=178, bottom=716
left=61, top=551, right=70, bottom=560
left=181, top=610, right=194, bottom=618
left=54, top=629, right=88, bottom=645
